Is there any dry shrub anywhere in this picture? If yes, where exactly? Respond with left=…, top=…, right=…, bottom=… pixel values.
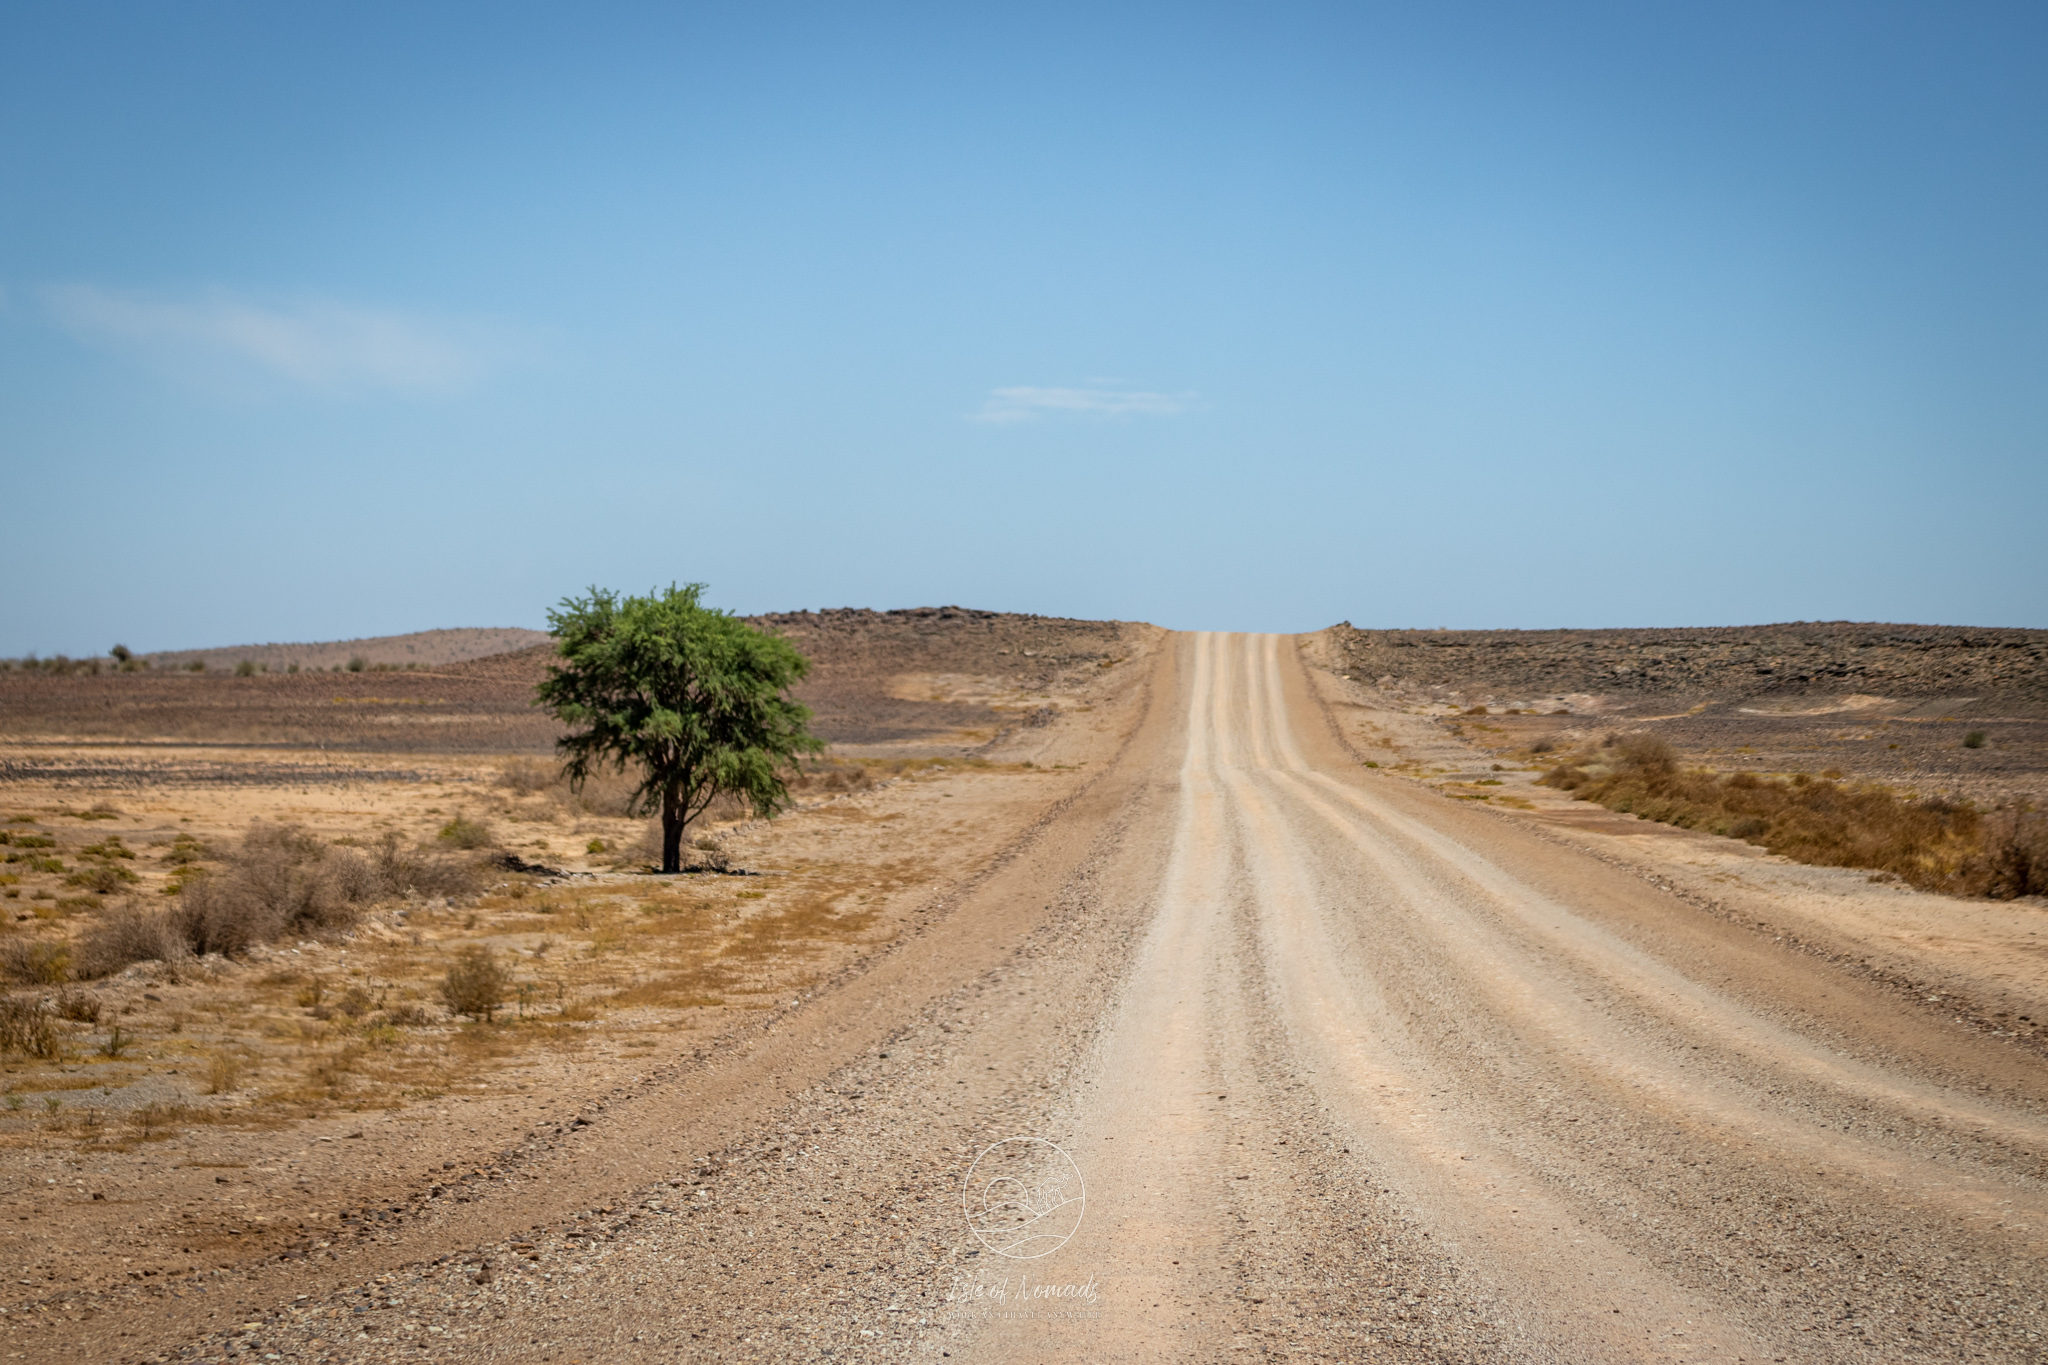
left=0, top=936, right=71, bottom=984
left=498, top=759, right=641, bottom=815
left=440, top=946, right=509, bottom=1021
left=368, top=831, right=478, bottom=899
left=1979, top=808, right=2048, bottom=900
left=66, top=863, right=138, bottom=894
left=175, top=824, right=363, bottom=956
left=794, top=762, right=873, bottom=794
left=174, top=824, right=478, bottom=957
left=75, top=904, right=189, bottom=979
left=436, top=813, right=494, bottom=850
left=497, top=758, right=558, bottom=795
left=0, top=996, right=58, bottom=1058
left=1539, top=738, right=2020, bottom=895
left=306, top=1046, right=362, bottom=1097
left=53, top=988, right=102, bottom=1024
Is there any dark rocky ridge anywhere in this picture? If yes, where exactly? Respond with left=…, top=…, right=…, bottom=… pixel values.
left=1329, top=622, right=2048, bottom=718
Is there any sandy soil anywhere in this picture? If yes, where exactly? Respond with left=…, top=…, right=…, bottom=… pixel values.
left=8, top=632, right=2047, bottom=1364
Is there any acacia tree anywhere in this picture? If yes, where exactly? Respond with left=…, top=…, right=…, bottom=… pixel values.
left=535, top=585, right=823, bottom=874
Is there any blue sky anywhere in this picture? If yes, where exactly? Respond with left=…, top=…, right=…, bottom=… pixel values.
left=3, top=1, right=2044, bottom=652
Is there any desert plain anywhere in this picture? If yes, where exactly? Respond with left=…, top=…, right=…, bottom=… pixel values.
left=0, top=611, right=2044, bottom=1364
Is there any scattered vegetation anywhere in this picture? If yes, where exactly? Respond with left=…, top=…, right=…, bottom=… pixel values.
left=1964, top=730, right=1988, bottom=749
left=1540, top=734, right=2048, bottom=898
left=173, top=824, right=477, bottom=958
left=0, top=654, right=104, bottom=676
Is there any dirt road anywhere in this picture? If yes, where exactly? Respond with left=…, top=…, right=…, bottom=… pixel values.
left=58, top=634, right=2047, bottom=1363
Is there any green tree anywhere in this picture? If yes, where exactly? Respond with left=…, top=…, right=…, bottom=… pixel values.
left=535, top=584, right=823, bottom=873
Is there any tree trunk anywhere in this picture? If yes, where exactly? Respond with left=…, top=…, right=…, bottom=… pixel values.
left=660, top=782, right=685, bottom=874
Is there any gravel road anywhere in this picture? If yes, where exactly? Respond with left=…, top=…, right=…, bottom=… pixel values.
left=62, top=634, right=2046, bottom=1364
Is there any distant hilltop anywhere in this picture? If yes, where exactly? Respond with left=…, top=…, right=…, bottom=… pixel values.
left=144, top=627, right=552, bottom=674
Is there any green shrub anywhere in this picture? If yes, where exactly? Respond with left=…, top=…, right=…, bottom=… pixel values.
left=345, top=656, right=367, bottom=673
left=233, top=660, right=260, bottom=677
left=1963, top=730, right=1988, bottom=749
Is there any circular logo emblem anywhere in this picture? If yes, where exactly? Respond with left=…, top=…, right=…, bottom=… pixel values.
left=961, top=1136, right=1087, bottom=1259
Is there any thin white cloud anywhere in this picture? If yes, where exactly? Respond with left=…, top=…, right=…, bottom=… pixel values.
left=972, top=385, right=1198, bottom=423
left=43, top=285, right=505, bottom=394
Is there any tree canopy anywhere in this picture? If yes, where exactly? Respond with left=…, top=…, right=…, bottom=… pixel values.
left=534, top=584, right=823, bottom=873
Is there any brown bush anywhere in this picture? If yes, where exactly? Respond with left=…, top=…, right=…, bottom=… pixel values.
left=381, top=1001, right=437, bottom=1027
left=497, top=759, right=642, bottom=816
left=74, top=905, right=189, bottom=979
left=0, top=936, right=71, bottom=984
left=496, top=758, right=559, bottom=795
left=794, top=762, right=873, bottom=794
left=0, top=996, right=58, bottom=1058
left=53, top=988, right=102, bottom=1024
left=172, top=824, right=479, bottom=958
left=367, top=831, right=478, bottom=899
left=174, top=824, right=360, bottom=956
left=1977, top=808, right=2048, bottom=900
left=440, top=946, right=509, bottom=1021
